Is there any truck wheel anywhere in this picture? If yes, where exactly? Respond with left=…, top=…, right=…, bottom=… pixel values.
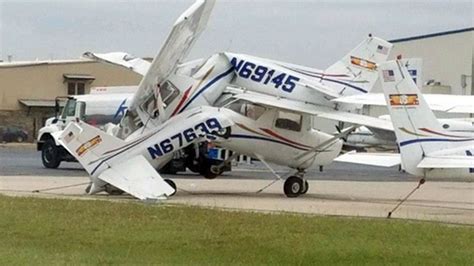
left=41, top=139, right=61, bottom=169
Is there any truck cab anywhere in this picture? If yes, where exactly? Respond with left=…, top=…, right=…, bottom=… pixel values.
left=37, top=87, right=135, bottom=168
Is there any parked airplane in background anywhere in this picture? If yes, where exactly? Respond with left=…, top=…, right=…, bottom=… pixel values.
left=340, top=58, right=474, bottom=151
left=344, top=117, right=474, bottom=151
left=337, top=60, right=474, bottom=178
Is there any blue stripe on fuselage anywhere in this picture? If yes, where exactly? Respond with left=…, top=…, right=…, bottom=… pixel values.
left=179, top=67, right=234, bottom=113
left=287, top=68, right=368, bottom=93
left=399, top=138, right=474, bottom=147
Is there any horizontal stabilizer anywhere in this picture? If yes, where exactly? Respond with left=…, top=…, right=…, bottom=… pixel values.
left=332, top=93, right=474, bottom=114
left=417, top=156, right=474, bottom=169
left=98, top=155, right=175, bottom=200
left=335, top=151, right=401, bottom=167
left=83, top=52, right=151, bottom=76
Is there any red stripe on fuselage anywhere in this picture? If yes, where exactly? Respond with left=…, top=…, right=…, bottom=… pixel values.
left=260, top=128, right=312, bottom=149
left=419, top=128, right=471, bottom=139
left=171, top=86, right=192, bottom=117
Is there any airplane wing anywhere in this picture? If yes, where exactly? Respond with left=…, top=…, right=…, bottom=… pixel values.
left=332, top=93, right=474, bottom=114
left=417, top=156, right=474, bottom=168
left=83, top=52, right=151, bottom=76
left=230, top=89, right=394, bottom=131
left=98, top=155, right=175, bottom=200
left=334, top=151, right=401, bottom=167
left=130, top=0, right=215, bottom=111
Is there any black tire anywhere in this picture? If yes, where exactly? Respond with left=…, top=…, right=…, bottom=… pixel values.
left=300, top=180, right=309, bottom=195
left=214, top=126, right=231, bottom=139
left=105, top=185, right=124, bottom=195
left=164, top=178, right=177, bottom=196
left=41, top=139, right=61, bottom=169
left=17, top=136, right=24, bottom=143
left=85, top=183, right=92, bottom=194
left=283, top=176, right=303, bottom=198
left=199, top=161, right=221, bottom=179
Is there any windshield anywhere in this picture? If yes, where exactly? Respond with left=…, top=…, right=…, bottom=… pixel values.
left=61, top=99, right=77, bottom=119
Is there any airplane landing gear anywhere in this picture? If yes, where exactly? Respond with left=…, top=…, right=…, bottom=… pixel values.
left=164, top=178, right=177, bottom=196
left=283, top=176, right=309, bottom=197
left=104, top=184, right=124, bottom=195
left=300, top=180, right=309, bottom=195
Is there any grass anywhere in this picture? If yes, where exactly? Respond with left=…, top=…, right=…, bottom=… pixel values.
left=0, top=195, right=472, bottom=265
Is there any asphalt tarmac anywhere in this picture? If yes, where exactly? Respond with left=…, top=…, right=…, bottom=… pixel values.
left=1, top=145, right=473, bottom=225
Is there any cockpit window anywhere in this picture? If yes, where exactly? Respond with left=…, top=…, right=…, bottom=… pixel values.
left=160, top=81, right=179, bottom=106
left=275, top=111, right=302, bottom=132
left=140, top=81, right=180, bottom=118
left=227, top=100, right=266, bottom=120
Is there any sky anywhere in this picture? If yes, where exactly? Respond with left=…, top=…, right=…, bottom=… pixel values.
left=0, top=0, right=472, bottom=68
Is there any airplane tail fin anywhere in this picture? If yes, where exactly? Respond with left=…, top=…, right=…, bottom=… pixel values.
left=325, top=35, right=393, bottom=97
left=379, top=60, right=472, bottom=175
left=57, top=121, right=126, bottom=176
left=398, top=58, right=423, bottom=89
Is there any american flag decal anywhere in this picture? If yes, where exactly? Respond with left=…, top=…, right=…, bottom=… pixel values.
left=389, top=94, right=419, bottom=106
left=382, top=69, right=395, bottom=82
left=63, top=131, right=74, bottom=144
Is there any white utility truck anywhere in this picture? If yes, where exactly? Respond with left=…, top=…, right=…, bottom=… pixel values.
left=37, top=87, right=135, bottom=168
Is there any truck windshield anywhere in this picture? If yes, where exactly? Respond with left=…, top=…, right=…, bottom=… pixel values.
left=61, top=99, right=77, bottom=119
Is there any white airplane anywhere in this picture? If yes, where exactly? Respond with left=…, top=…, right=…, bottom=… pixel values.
left=337, top=60, right=474, bottom=178
left=341, top=58, right=474, bottom=151
left=344, top=117, right=474, bottom=151
left=57, top=105, right=236, bottom=199
left=54, top=0, right=380, bottom=199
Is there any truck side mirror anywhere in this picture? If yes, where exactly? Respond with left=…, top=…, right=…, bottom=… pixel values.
left=54, top=100, right=60, bottom=118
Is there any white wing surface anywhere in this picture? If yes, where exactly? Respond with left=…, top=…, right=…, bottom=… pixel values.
left=130, top=0, right=215, bottom=111
left=83, top=52, right=151, bottom=76
left=98, top=155, right=175, bottom=200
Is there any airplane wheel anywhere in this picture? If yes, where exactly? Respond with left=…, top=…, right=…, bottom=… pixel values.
left=85, top=183, right=92, bottom=194
left=284, top=176, right=303, bottom=198
left=105, top=185, right=124, bottom=195
left=199, top=161, right=220, bottom=179
left=300, top=180, right=309, bottom=195
left=164, top=178, right=177, bottom=196
left=215, top=126, right=231, bottom=139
